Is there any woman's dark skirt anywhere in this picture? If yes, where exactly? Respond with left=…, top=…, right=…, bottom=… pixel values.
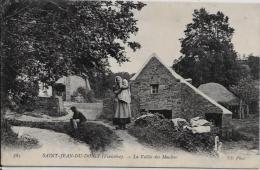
left=113, top=117, right=131, bottom=125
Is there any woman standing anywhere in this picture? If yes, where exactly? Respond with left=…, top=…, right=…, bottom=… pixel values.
left=113, top=76, right=131, bottom=130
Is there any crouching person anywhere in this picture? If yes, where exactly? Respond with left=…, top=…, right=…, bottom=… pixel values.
left=70, top=106, right=87, bottom=135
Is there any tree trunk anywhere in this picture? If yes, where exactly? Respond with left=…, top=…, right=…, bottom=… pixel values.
left=0, top=22, right=7, bottom=128
left=85, top=77, right=91, bottom=92
left=246, top=104, right=249, bottom=118
left=239, top=99, right=244, bottom=119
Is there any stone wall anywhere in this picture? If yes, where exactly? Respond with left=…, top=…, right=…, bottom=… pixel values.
left=130, top=95, right=141, bottom=118
left=176, top=82, right=223, bottom=120
left=65, top=102, right=103, bottom=120
left=130, top=57, right=182, bottom=118
left=100, top=98, right=115, bottom=120
left=35, top=97, right=64, bottom=116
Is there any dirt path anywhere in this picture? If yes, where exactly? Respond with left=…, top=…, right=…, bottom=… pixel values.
left=95, top=121, right=192, bottom=156
left=11, top=126, right=91, bottom=152
left=1, top=126, right=91, bottom=166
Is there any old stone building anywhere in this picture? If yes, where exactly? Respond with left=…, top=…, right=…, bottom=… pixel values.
left=37, top=75, right=91, bottom=116
left=54, top=75, right=91, bottom=101
left=39, top=75, right=91, bottom=101
left=130, top=53, right=232, bottom=129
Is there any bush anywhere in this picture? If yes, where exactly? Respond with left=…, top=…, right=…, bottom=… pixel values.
left=174, top=129, right=215, bottom=152
left=72, top=87, right=96, bottom=103
left=10, top=80, right=39, bottom=113
left=128, top=113, right=217, bottom=152
left=77, top=122, right=117, bottom=151
left=86, top=90, right=96, bottom=103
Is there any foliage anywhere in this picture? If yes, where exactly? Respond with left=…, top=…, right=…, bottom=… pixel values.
left=85, top=90, right=96, bottom=103
left=230, top=76, right=259, bottom=105
left=247, top=55, right=260, bottom=80
left=1, top=0, right=146, bottom=108
left=128, top=113, right=216, bottom=152
left=89, top=71, right=132, bottom=99
left=71, top=86, right=86, bottom=102
left=76, top=86, right=87, bottom=98
left=173, top=8, right=240, bottom=87
left=77, top=122, right=117, bottom=152
left=9, top=78, right=39, bottom=111
left=71, top=87, right=96, bottom=103
left=174, top=129, right=216, bottom=152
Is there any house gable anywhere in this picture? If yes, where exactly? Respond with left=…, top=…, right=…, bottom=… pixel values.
left=132, top=54, right=178, bottom=83
left=131, top=53, right=180, bottom=82
left=130, top=53, right=182, bottom=114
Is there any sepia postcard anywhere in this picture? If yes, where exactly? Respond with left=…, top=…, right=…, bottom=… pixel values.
left=1, top=0, right=259, bottom=168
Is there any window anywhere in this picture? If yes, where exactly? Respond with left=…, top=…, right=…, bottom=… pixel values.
left=150, top=84, right=159, bottom=94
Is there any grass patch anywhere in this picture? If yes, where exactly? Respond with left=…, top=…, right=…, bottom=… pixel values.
left=7, top=119, right=120, bottom=152
left=223, top=116, right=259, bottom=150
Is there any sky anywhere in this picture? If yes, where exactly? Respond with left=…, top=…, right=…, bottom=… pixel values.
left=109, top=1, right=260, bottom=74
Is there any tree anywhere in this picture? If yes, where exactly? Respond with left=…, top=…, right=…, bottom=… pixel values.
left=247, top=55, right=260, bottom=80
left=1, top=0, right=146, bottom=108
left=230, top=76, right=259, bottom=118
left=173, top=8, right=241, bottom=87
left=88, top=71, right=132, bottom=99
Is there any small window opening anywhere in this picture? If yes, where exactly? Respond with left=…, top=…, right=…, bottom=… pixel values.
left=151, top=84, right=159, bottom=94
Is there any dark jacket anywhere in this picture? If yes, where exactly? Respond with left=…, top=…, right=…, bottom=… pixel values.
left=72, top=110, right=87, bottom=123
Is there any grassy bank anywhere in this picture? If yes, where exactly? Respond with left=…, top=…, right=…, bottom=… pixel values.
left=6, top=119, right=121, bottom=152
left=1, top=120, right=39, bottom=149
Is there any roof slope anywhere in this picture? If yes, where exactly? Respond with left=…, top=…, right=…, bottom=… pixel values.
left=198, top=83, right=239, bottom=105
left=131, top=53, right=232, bottom=114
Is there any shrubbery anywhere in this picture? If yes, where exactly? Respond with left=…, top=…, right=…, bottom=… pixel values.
left=72, top=87, right=96, bottom=103
left=128, top=113, right=217, bottom=152
left=174, top=129, right=216, bottom=152
left=75, top=122, right=119, bottom=151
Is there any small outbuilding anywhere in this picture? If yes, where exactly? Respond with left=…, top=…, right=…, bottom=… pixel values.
left=198, top=83, right=245, bottom=119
